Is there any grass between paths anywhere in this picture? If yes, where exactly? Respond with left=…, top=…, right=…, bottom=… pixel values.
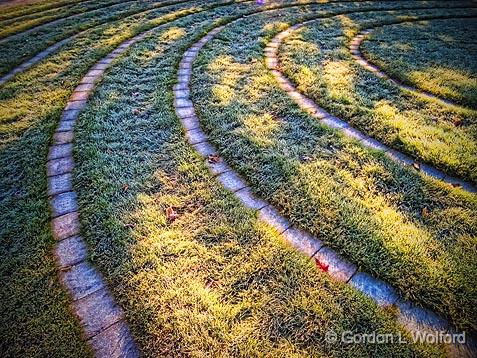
left=361, top=18, right=477, bottom=109
left=0, top=0, right=262, bottom=355
left=278, top=7, right=477, bottom=184
left=191, top=3, right=477, bottom=331
left=73, top=7, right=442, bottom=357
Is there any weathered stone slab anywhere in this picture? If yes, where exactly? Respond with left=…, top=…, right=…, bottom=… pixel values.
left=48, top=173, right=73, bottom=196
left=70, top=91, right=89, bottom=102
left=185, top=128, right=207, bottom=145
left=65, top=100, right=87, bottom=111
left=53, top=131, right=74, bottom=145
left=48, top=143, right=73, bottom=160
left=217, top=171, right=247, bottom=192
left=281, top=228, right=322, bottom=257
left=73, top=288, right=123, bottom=339
left=181, top=116, right=200, bottom=131
left=313, top=247, right=356, bottom=282
left=349, top=272, right=398, bottom=306
left=57, top=120, right=76, bottom=132
left=55, top=235, right=87, bottom=268
left=235, top=187, right=268, bottom=210
left=51, top=211, right=80, bottom=241
left=49, top=191, right=78, bottom=217
left=61, top=261, right=105, bottom=301
left=258, top=206, right=290, bottom=234
left=89, top=320, right=139, bottom=358
left=47, top=157, right=74, bottom=176
left=360, top=137, right=389, bottom=152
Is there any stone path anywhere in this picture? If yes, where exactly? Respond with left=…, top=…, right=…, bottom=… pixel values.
left=349, top=18, right=477, bottom=111
left=264, top=20, right=476, bottom=193
left=173, top=15, right=476, bottom=357
left=0, top=0, right=190, bottom=86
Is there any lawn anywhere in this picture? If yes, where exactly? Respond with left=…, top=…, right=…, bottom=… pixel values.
left=0, top=0, right=475, bottom=356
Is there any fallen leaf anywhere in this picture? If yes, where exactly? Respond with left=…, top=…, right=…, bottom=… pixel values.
left=412, top=162, right=420, bottom=171
left=453, top=119, right=462, bottom=127
left=451, top=182, right=462, bottom=188
left=121, top=184, right=129, bottom=191
left=166, top=206, right=178, bottom=223
left=421, top=207, right=429, bottom=217
left=208, top=154, right=220, bottom=164
left=315, top=258, right=329, bottom=272
left=132, top=108, right=140, bottom=115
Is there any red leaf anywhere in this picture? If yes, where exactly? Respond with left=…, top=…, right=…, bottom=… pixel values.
left=207, top=154, right=220, bottom=164
left=315, top=258, right=329, bottom=272
left=165, top=206, right=178, bottom=223
left=412, top=162, right=421, bottom=171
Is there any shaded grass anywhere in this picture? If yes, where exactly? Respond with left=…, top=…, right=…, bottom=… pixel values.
left=361, top=18, right=477, bottom=109
left=73, top=8, right=441, bottom=356
left=191, top=3, right=477, bottom=331
left=278, top=8, right=477, bottom=184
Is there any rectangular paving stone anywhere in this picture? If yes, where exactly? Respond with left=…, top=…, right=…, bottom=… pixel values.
left=177, top=68, right=191, bottom=77
left=360, top=137, right=389, bottom=152
left=79, top=76, right=97, bottom=84
left=258, top=206, right=290, bottom=234
left=419, top=163, right=445, bottom=180
left=91, top=63, right=109, bottom=71
left=70, top=91, right=89, bottom=102
left=48, top=143, right=73, bottom=160
left=73, top=288, right=123, bottom=339
left=185, top=128, right=207, bottom=145
left=281, top=228, right=322, bottom=257
left=173, top=83, right=188, bottom=91
left=51, top=211, right=80, bottom=241
left=385, top=149, right=414, bottom=165
left=47, top=157, right=74, bottom=176
left=349, top=272, right=398, bottom=306
left=75, top=83, right=95, bottom=92
left=65, top=100, right=87, bottom=111
left=48, top=173, right=73, bottom=196
left=205, top=159, right=231, bottom=176
left=217, top=171, right=247, bottom=192
left=313, top=247, right=357, bottom=282
left=61, top=262, right=105, bottom=301
left=174, top=98, right=193, bottom=108
left=57, top=120, right=75, bottom=132
left=55, top=235, right=87, bottom=269
left=89, top=320, right=139, bottom=358
left=181, top=115, right=199, bottom=131
left=192, top=141, right=215, bottom=158
left=321, top=115, right=348, bottom=129
left=61, top=109, right=80, bottom=122
left=176, top=106, right=195, bottom=118
left=234, top=187, right=268, bottom=210
left=49, top=191, right=78, bottom=217
left=442, top=175, right=476, bottom=193
left=341, top=127, right=365, bottom=141
left=174, top=89, right=189, bottom=99
left=53, top=130, right=74, bottom=145
left=177, top=75, right=189, bottom=83
left=396, top=299, right=449, bottom=332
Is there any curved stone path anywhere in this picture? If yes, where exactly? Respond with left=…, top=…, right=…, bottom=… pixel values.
left=349, top=17, right=477, bottom=111
left=265, top=19, right=476, bottom=193
left=0, top=0, right=192, bottom=86
left=173, top=14, right=476, bottom=357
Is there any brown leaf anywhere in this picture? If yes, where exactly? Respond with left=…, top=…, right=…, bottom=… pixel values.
left=451, top=182, right=462, bottom=188
left=453, top=119, right=462, bottom=127
left=207, top=154, right=220, bottom=164
left=421, top=207, right=429, bottom=217
left=166, top=206, right=178, bottom=223
left=121, top=184, right=129, bottom=191
left=412, top=162, right=420, bottom=171
left=132, top=108, right=140, bottom=115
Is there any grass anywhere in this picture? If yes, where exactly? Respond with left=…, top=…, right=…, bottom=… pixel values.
left=191, top=4, right=477, bottom=331
left=0, top=0, right=474, bottom=356
left=278, top=7, right=477, bottom=184
left=73, top=7, right=441, bottom=356
left=361, top=18, right=477, bottom=109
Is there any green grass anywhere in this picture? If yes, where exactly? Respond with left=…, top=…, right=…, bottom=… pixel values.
left=0, top=0, right=475, bottom=356
left=191, top=4, right=477, bottom=331
left=278, top=8, right=477, bottom=184
left=73, top=7, right=441, bottom=356
left=361, top=18, right=477, bottom=109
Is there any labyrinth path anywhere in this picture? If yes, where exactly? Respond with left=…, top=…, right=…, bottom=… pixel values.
left=1, top=0, right=476, bottom=357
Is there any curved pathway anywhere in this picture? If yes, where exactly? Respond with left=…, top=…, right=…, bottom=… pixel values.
left=265, top=19, right=476, bottom=193
left=349, top=17, right=477, bottom=111
left=0, top=0, right=192, bottom=86
left=173, top=14, right=476, bottom=357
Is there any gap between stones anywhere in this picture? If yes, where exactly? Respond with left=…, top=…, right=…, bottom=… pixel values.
left=349, top=16, right=477, bottom=111
left=266, top=15, right=477, bottom=193
left=173, top=13, right=477, bottom=357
